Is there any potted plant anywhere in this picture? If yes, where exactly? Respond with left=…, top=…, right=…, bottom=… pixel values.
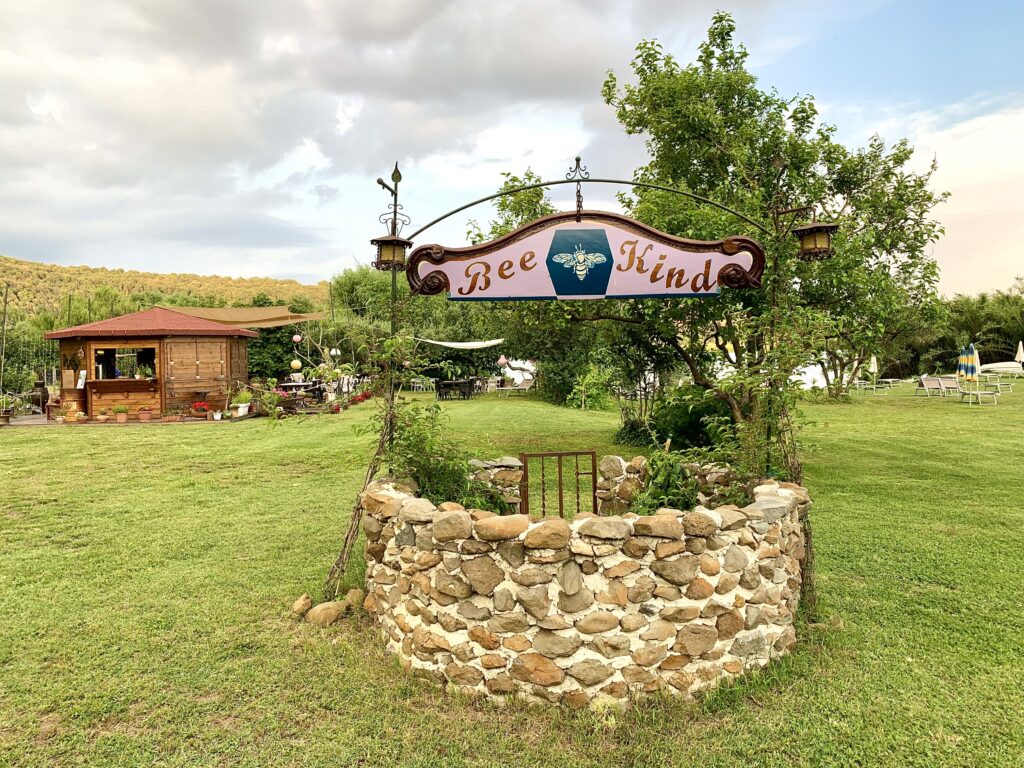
left=230, top=390, right=253, bottom=417
left=75, top=411, right=89, bottom=424
left=95, top=408, right=110, bottom=424
left=55, top=404, right=70, bottom=424
left=137, top=405, right=152, bottom=423
left=139, top=365, right=154, bottom=380
left=191, top=400, right=211, bottom=420
left=213, top=409, right=223, bottom=421
left=112, top=405, right=129, bottom=423
left=0, top=394, right=19, bottom=426
left=163, top=408, right=182, bottom=423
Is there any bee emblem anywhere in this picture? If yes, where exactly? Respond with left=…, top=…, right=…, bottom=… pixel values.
left=552, top=244, right=607, bottom=281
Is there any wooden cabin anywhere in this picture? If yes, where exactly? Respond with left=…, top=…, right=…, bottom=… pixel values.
left=44, top=307, right=257, bottom=420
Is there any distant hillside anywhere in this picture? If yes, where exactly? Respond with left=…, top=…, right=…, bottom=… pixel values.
left=0, top=255, right=328, bottom=316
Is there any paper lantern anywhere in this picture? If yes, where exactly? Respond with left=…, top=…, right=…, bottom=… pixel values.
left=290, top=359, right=302, bottom=371
left=292, top=334, right=303, bottom=344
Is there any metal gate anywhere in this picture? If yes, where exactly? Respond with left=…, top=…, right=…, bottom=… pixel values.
left=517, top=451, right=597, bottom=518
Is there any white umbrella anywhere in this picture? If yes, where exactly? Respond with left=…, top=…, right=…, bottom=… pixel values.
left=868, top=355, right=879, bottom=375
left=1015, top=341, right=1024, bottom=364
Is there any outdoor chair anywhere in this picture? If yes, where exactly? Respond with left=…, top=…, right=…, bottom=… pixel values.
left=937, top=376, right=963, bottom=397
left=961, top=389, right=999, bottom=405
left=496, top=376, right=536, bottom=397
left=915, top=376, right=944, bottom=397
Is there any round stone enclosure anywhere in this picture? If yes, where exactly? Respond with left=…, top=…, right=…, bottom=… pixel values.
left=361, top=459, right=809, bottom=706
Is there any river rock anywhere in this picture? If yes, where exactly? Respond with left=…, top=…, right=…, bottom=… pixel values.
left=632, top=515, right=684, bottom=539
left=432, top=509, right=473, bottom=542
left=474, top=515, right=530, bottom=541
left=516, top=585, right=551, bottom=619
left=568, top=659, right=614, bottom=686
left=461, top=556, right=504, bottom=595
left=558, top=586, right=594, bottom=613
left=575, top=611, right=619, bottom=634
left=579, top=517, right=631, bottom=540
left=557, top=560, right=584, bottom=595
left=524, top=518, right=572, bottom=549
left=399, top=498, right=437, bottom=524
left=651, top=555, right=699, bottom=585
left=682, top=510, right=717, bottom=536
left=533, top=630, right=582, bottom=658
left=510, top=653, right=564, bottom=686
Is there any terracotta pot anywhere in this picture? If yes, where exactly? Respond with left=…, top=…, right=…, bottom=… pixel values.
left=115, top=413, right=128, bottom=423
left=96, top=415, right=110, bottom=423
left=138, top=412, right=151, bottom=423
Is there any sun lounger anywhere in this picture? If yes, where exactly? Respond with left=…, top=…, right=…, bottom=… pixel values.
left=496, top=376, right=535, bottom=397
left=914, top=376, right=944, bottom=397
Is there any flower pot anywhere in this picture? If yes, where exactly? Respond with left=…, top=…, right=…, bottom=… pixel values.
left=115, top=413, right=128, bottom=423
left=96, top=415, right=110, bottom=423
left=213, top=412, right=223, bottom=421
left=234, top=403, right=250, bottom=417
left=138, top=412, right=151, bottom=423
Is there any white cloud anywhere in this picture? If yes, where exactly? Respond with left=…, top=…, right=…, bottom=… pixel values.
left=0, top=0, right=1018, bottom=297
left=825, top=96, right=1024, bottom=295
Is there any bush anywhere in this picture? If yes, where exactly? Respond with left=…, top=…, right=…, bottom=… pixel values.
left=565, top=364, right=615, bottom=411
left=649, top=385, right=733, bottom=449
left=384, top=401, right=508, bottom=513
left=630, top=450, right=699, bottom=515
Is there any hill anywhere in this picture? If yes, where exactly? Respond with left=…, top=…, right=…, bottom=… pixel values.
left=0, top=254, right=328, bottom=316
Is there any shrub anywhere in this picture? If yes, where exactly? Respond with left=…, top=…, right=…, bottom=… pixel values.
left=649, top=385, right=733, bottom=449
left=565, top=364, right=615, bottom=411
left=630, top=450, right=699, bottom=515
left=382, top=401, right=508, bottom=513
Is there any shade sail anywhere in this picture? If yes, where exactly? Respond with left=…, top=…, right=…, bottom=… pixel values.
left=162, top=305, right=324, bottom=328
left=415, top=337, right=505, bottom=350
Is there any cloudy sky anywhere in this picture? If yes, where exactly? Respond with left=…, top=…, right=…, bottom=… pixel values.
left=0, top=0, right=1021, bottom=295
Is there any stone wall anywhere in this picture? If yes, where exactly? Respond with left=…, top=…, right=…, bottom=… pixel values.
left=361, top=459, right=809, bottom=707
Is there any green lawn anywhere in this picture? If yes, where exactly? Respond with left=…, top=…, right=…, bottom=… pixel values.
left=1, top=389, right=1022, bottom=767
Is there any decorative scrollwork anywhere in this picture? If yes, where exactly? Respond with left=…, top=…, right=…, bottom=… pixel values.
left=565, top=156, right=590, bottom=181
left=566, top=156, right=590, bottom=222
left=716, top=237, right=766, bottom=289
left=378, top=203, right=411, bottom=234
left=406, top=245, right=449, bottom=295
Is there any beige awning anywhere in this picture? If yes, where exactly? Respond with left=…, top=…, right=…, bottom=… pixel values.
left=161, top=306, right=324, bottom=328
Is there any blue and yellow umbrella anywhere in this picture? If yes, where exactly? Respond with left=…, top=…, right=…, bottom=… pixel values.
left=964, top=343, right=979, bottom=383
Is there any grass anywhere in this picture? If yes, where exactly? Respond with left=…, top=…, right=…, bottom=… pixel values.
left=1, top=389, right=1022, bottom=767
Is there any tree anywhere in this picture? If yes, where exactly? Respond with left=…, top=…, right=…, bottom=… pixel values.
left=594, top=12, right=945, bottom=474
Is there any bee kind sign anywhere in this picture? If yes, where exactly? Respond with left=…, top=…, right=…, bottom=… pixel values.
left=407, top=211, right=765, bottom=300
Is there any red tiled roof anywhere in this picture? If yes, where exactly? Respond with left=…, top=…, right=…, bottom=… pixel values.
left=44, top=307, right=259, bottom=339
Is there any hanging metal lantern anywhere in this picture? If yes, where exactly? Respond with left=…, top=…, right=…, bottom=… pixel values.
left=370, top=234, right=412, bottom=271
left=792, top=220, right=839, bottom=261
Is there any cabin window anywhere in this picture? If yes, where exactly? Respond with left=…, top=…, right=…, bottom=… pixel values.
left=93, top=347, right=157, bottom=380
